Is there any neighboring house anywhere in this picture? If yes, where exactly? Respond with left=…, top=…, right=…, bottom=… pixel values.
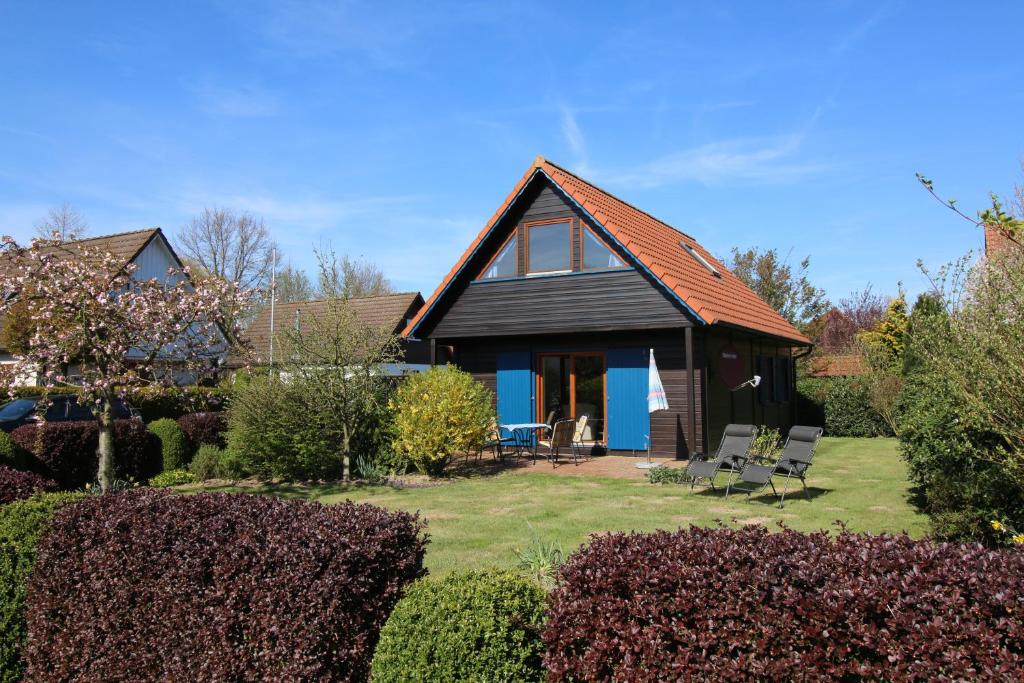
left=404, top=157, right=812, bottom=458
left=985, top=222, right=1021, bottom=258
left=238, top=292, right=429, bottom=374
left=0, top=227, right=219, bottom=385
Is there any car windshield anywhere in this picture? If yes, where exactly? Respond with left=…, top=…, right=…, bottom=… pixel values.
left=0, top=398, right=37, bottom=420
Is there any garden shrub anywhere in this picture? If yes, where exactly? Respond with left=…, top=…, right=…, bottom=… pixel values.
left=823, top=377, right=891, bottom=437
left=188, top=444, right=244, bottom=481
left=147, top=418, right=190, bottom=471
left=897, top=253, right=1024, bottom=543
left=10, top=420, right=161, bottom=489
left=0, top=432, right=25, bottom=470
left=795, top=375, right=830, bottom=428
left=226, top=377, right=344, bottom=481
left=0, top=492, right=85, bottom=683
left=391, top=365, right=495, bottom=476
left=543, top=526, right=1024, bottom=681
left=177, top=411, right=227, bottom=452
left=372, top=570, right=546, bottom=683
left=148, top=469, right=196, bottom=488
left=646, top=465, right=689, bottom=484
left=0, top=467, right=57, bottom=505
left=23, top=489, right=426, bottom=681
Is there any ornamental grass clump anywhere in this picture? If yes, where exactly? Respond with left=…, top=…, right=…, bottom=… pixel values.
left=372, top=570, right=547, bottom=683
left=391, top=365, right=495, bottom=476
left=23, top=489, right=426, bottom=682
left=544, top=526, right=1024, bottom=681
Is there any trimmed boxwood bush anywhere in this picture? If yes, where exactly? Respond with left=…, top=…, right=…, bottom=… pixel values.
left=543, top=526, right=1024, bottom=681
left=147, top=418, right=190, bottom=471
left=10, top=420, right=161, bottom=489
left=0, top=432, right=25, bottom=470
left=177, top=411, right=227, bottom=451
left=372, top=570, right=547, bottom=682
left=0, top=492, right=85, bottom=683
left=0, top=467, right=57, bottom=505
left=24, top=489, right=426, bottom=681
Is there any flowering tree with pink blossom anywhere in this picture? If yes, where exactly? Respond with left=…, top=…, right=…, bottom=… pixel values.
left=0, top=235, right=251, bottom=491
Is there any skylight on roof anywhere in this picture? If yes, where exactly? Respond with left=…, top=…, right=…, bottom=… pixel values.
left=681, top=241, right=721, bottom=277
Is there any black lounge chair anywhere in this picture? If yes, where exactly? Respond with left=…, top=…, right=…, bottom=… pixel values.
left=725, top=425, right=824, bottom=508
left=685, top=424, right=757, bottom=493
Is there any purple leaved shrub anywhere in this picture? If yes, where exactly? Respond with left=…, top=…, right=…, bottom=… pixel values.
left=176, top=411, right=227, bottom=452
left=0, top=466, right=57, bottom=504
left=24, top=488, right=426, bottom=682
left=544, top=526, right=1024, bottom=681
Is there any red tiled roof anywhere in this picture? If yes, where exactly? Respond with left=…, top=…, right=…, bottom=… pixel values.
left=405, top=157, right=811, bottom=345
left=240, top=292, right=424, bottom=364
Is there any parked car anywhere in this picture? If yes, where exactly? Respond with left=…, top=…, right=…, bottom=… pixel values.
left=0, top=395, right=138, bottom=433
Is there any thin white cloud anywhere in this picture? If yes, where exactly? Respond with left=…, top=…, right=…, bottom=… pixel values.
left=832, top=2, right=898, bottom=55
left=597, top=134, right=828, bottom=189
left=189, top=82, right=280, bottom=118
left=559, top=105, right=589, bottom=171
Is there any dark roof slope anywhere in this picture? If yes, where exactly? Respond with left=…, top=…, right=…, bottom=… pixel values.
left=405, top=157, right=811, bottom=345
left=242, top=292, right=424, bottom=364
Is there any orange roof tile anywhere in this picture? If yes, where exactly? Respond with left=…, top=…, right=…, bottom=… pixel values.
left=405, top=157, right=811, bottom=345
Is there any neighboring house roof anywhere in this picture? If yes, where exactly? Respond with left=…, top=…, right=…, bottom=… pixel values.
left=240, top=292, right=424, bottom=365
left=806, top=354, right=869, bottom=377
left=0, top=228, right=188, bottom=353
left=405, top=157, right=811, bottom=345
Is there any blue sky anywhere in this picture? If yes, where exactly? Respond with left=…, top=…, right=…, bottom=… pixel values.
left=1, top=1, right=1022, bottom=303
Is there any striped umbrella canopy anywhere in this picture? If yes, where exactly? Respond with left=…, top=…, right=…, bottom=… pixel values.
left=647, top=348, right=669, bottom=413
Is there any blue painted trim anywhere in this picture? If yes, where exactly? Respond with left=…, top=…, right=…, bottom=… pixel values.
left=469, top=266, right=631, bottom=285
left=537, top=170, right=706, bottom=325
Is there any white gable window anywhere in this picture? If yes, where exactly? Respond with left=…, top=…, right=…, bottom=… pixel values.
left=481, top=234, right=517, bottom=279
left=582, top=228, right=625, bottom=270
left=526, top=221, right=570, bottom=275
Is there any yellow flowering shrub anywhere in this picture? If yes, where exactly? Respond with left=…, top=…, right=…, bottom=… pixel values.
left=391, top=366, right=495, bottom=476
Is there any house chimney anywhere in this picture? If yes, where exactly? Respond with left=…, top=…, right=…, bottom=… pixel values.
left=984, top=223, right=1014, bottom=259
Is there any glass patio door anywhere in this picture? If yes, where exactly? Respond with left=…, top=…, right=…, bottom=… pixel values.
left=538, top=353, right=605, bottom=442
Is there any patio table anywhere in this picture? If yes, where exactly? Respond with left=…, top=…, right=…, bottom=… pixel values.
left=499, top=422, right=550, bottom=461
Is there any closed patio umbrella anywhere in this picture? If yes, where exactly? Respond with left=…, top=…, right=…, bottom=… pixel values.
left=637, top=348, right=669, bottom=469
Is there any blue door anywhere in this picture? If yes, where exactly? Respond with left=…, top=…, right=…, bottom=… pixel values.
left=496, top=351, right=533, bottom=426
left=606, top=347, right=648, bottom=450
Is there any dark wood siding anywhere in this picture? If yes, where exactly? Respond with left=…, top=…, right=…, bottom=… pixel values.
left=448, top=330, right=703, bottom=458
left=431, top=269, right=693, bottom=338
left=703, top=327, right=796, bottom=450
left=416, top=175, right=694, bottom=338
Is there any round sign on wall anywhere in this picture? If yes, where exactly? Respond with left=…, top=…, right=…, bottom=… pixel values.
left=718, top=344, right=745, bottom=389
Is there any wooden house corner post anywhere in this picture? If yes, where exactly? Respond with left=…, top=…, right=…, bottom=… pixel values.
left=429, top=339, right=437, bottom=366
left=684, top=327, right=697, bottom=457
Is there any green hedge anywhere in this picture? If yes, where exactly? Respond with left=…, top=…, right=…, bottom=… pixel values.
left=0, top=433, right=24, bottom=470
left=796, top=376, right=890, bottom=437
left=148, top=469, right=196, bottom=488
left=6, top=386, right=231, bottom=422
left=0, top=492, right=85, bottom=683
left=372, top=570, right=547, bottom=683
left=147, top=418, right=190, bottom=472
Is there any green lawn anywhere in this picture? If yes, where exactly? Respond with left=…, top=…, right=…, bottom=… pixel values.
left=209, top=437, right=926, bottom=575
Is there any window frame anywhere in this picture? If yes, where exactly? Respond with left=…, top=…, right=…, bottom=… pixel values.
left=477, top=231, right=519, bottom=281
left=580, top=226, right=627, bottom=272
left=523, top=218, right=573, bottom=276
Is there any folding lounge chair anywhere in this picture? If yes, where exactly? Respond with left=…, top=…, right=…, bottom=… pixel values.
left=685, top=424, right=757, bottom=493
left=540, top=418, right=578, bottom=466
left=725, top=425, right=824, bottom=508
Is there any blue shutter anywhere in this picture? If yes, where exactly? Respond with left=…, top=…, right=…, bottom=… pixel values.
left=606, top=347, right=648, bottom=450
left=496, top=351, right=533, bottom=426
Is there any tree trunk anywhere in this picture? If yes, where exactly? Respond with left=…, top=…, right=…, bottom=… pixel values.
left=341, top=425, right=351, bottom=482
left=97, top=397, right=115, bottom=492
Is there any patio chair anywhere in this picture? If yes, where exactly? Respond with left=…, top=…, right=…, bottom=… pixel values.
left=725, top=425, right=824, bottom=508
left=539, top=418, right=578, bottom=466
left=684, top=424, right=757, bottom=493
left=571, top=415, right=590, bottom=461
left=479, top=421, right=518, bottom=461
